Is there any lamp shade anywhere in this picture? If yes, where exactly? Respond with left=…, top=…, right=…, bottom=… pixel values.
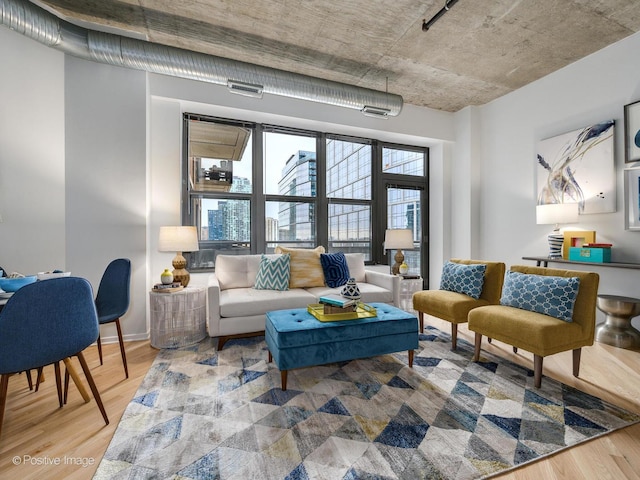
left=158, top=226, right=199, bottom=252
left=384, top=229, right=414, bottom=249
left=536, top=203, right=579, bottom=225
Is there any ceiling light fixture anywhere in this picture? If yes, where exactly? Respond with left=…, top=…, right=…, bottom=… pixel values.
left=422, top=0, right=459, bottom=31
left=227, top=80, right=264, bottom=98
left=361, top=105, right=391, bottom=119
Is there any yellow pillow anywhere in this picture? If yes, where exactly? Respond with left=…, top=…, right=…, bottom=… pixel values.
left=274, top=246, right=325, bottom=288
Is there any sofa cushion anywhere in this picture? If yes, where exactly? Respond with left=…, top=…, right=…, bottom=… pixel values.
left=440, top=261, right=486, bottom=299
left=344, top=253, right=366, bottom=283
left=500, top=270, right=580, bottom=322
left=254, top=254, right=290, bottom=291
left=216, top=254, right=279, bottom=290
left=320, top=252, right=350, bottom=287
left=274, top=246, right=325, bottom=288
left=220, top=287, right=316, bottom=318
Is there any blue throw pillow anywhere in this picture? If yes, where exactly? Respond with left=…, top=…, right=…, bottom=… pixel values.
left=439, top=262, right=486, bottom=299
left=254, top=254, right=290, bottom=291
left=500, top=271, right=580, bottom=322
left=320, top=252, right=350, bottom=288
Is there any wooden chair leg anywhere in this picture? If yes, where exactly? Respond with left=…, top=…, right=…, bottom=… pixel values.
left=451, top=323, right=458, bottom=350
left=97, top=334, right=103, bottom=366
left=418, top=311, right=424, bottom=332
left=473, top=333, right=482, bottom=361
left=35, top=367, right=44, bottom=391
left=533, top=355, right=543, bottom=388
left=572, top=348, right=582, bottom=377
left=25, top=370, right=33, bottom=390
left=115, top=319, right=129, bottom=378
left=76, top=351, right=109, bottom=425
left=53, top=361, right=63, bottom=408
left=63, top=367, right=69, bottom=404
left=0, top=374, right=9, bottom=439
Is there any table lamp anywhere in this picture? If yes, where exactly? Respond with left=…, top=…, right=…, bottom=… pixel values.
left=158, top=226, right=199, bottom=286
left=536, top=203, right=579, bottom=258
left=384, top=229, right=414, bottom=275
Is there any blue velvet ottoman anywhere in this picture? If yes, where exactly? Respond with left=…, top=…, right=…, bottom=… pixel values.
left=265, top=302, right=419, bottom=390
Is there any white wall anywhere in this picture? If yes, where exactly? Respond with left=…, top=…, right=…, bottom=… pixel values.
left=476, top=32, right=640, bottom=326
left=64, top=56, right=148, bottom=341
left=0, top=26, right=66, bottom=274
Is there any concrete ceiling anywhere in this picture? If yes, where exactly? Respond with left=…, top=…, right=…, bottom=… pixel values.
left=34, top=0, right=640, bottom=112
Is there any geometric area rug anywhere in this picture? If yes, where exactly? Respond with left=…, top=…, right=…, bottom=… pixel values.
left=93, top=326, right=640, bottom=480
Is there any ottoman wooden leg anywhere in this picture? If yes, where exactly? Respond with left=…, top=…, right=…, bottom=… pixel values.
left=281, top=371, right=288, bottom=391
left=268, top=350, right=272, bottom=363
left=408, top=350, right=414, bottom=368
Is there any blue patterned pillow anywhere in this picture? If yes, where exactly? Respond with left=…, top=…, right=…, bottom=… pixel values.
left=500, top=271, right=580, bottom=322
left=320, top=252, right=350, bottom=288
left=439, top=262, right=486, bottom=299
left=254, top=254, right=290, bottom=291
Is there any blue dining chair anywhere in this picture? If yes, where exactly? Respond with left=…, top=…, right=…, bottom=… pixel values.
left=95, top=258, right=131, bottom=378
left=0, top=277, right=109, bottom=438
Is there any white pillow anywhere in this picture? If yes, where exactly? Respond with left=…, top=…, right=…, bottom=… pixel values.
left=344, top=253, right=366, bottom=283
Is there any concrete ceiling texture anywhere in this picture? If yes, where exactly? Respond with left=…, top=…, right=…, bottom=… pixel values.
left=35, top=0, right=640, bottom=112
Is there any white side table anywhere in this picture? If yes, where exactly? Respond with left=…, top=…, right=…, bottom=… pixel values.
left=150, top=286, right=207, bottom=349
left=398, top=276, right=423, bottom=313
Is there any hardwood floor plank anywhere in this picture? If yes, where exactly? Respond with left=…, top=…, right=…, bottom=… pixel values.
left=1, top=317, right=639, bottom=479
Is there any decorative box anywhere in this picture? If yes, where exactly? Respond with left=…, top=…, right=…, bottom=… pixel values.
left=568, top=247, right=611, bottom=263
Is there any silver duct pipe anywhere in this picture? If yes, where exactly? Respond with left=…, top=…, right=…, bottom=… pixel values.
left=1, top=0, right=403, bottom=117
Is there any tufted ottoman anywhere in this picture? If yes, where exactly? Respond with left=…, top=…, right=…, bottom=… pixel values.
left=265, top=302, right=419, bottom=390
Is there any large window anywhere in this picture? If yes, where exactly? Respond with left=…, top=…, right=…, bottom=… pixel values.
left=182, top=113, right=428, bottom=276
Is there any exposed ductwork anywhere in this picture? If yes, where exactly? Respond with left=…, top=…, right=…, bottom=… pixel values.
left=0, top=0, right=403, bottom=117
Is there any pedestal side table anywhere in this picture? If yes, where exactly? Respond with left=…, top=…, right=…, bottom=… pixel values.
left=595, top=294, right=640, bottom=349
left=150, top=286, right=207, bottom=349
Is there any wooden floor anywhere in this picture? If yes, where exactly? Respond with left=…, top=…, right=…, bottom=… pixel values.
left=0, top=319, right=639, bottom=479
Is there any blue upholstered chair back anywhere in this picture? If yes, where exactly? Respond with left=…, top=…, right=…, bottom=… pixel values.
left=0, top=277, right=99, bottom=375
left=95, top=258, right=131, bottom=324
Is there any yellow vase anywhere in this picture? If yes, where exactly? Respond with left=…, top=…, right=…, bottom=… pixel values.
left=160, top=268, right=173, bottom=285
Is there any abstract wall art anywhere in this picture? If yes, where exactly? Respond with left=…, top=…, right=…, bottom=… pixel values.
left=624, top=167, right=640, bottom=231
left=537, top=120, right=615, bottom=215
left=624, top=100, right=640, bottom=163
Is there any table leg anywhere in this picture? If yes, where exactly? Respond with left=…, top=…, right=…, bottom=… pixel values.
left=62, top=357, right=91, bottom=403
left=408, top=350, right=414, bottom=368
left=281, top=370, right=287, bottom=391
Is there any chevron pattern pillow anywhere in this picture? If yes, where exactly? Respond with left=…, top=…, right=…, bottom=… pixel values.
left=254, top=254, right=290, bottom=291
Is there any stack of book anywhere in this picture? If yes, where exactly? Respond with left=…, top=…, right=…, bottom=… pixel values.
left=318, top=293, right=357, bottom=314
left=152, top=282, right=184, bottom=293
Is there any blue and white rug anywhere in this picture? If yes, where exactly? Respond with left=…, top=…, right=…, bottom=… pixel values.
left=94, top=326, right=640, bottom=479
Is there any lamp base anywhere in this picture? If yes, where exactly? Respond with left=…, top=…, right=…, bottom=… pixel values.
left=547, top=233, right=564, bottom=259
left=172, top=253, right=191, bottom=287
left=392, top=250, right=405, bottom=275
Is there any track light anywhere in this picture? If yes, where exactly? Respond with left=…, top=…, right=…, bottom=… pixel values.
left=422, top=0, right=459, bottom=31
left=227, top=80, right=264, bottom=98
left=361, top=105, right=391, bottom=119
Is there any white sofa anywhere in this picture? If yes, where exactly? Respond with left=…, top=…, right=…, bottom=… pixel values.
left=207, top=253, right=400, bottom=347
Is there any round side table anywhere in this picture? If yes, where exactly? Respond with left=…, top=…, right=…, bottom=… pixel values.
left=595, top=294, right=640, bottom=349
left=150, top=286, right=207, bottom=349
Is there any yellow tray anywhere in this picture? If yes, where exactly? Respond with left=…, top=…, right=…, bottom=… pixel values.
left=307, top=302, right=377, bottom=322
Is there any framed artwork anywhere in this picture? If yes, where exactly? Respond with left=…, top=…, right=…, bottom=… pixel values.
left=624, top=168, right=640, bottom=231
left=624, top=100, right=640, bottom=164
left=562, top=230, right=596, bottom=259
left=537, top=120, right=615, bottom=214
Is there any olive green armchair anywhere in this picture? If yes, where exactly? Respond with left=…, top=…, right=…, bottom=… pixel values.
left=468, top=265, right=599, bottom=388
left=412, top=259, right=506, bottom=349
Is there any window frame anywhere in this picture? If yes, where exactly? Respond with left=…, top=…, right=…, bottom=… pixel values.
left=182, top=113, right=429, bottom=274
